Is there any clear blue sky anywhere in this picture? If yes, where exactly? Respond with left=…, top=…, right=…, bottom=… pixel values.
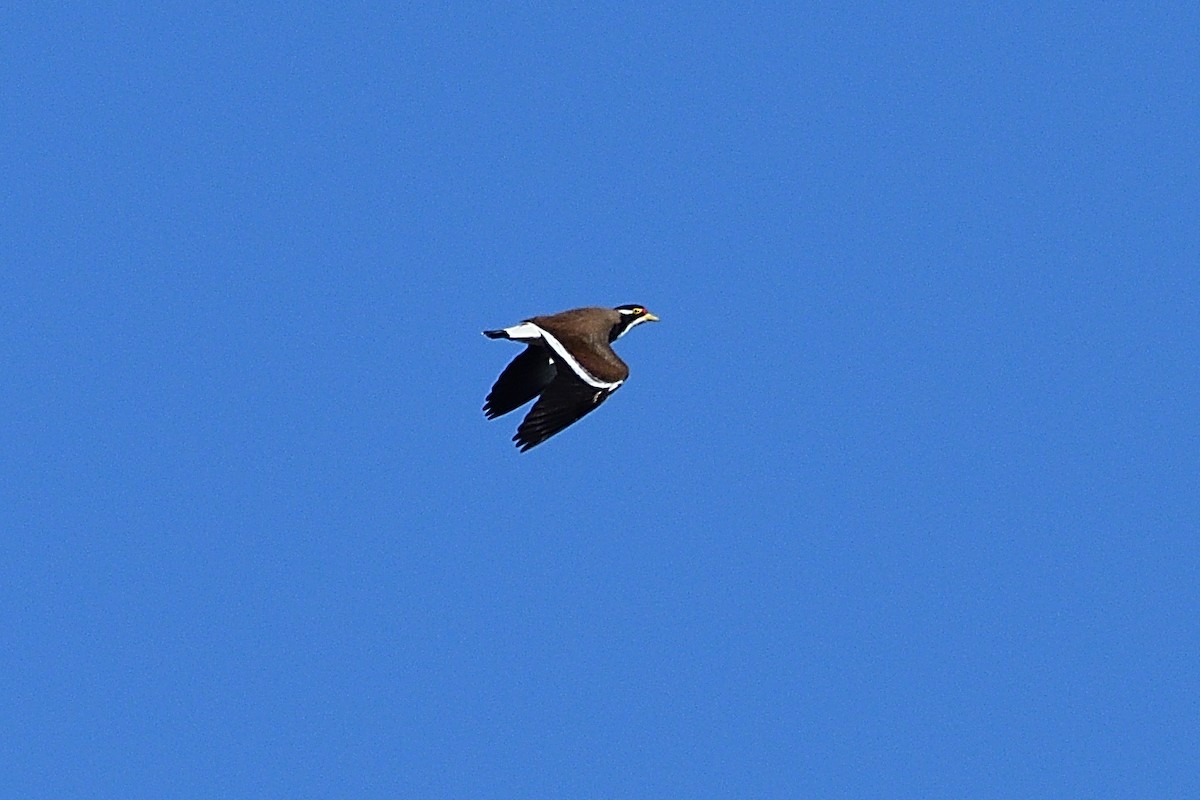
left=3, top=4, right=1197, bottom=797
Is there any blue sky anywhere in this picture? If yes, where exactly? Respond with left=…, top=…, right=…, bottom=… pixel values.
left=3, top=3, right=1197, bottom=797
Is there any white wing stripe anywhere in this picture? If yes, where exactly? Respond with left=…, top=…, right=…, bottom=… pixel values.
left=532, top=325, right=623, bottom=390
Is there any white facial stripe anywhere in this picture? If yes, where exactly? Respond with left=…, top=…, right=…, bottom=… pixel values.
left=615, top=314, right=652, bottom=338
left=532, top=324, right=623, bottom=390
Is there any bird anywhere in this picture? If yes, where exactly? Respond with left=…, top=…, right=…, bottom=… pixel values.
left=483, top=304, right=660, bottom=451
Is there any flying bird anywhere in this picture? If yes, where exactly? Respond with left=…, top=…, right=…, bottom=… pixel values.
left=483, top=304, right=660, bottom=451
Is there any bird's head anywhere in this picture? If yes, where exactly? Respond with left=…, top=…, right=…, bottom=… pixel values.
left=611, top=304, right=660, bottom=340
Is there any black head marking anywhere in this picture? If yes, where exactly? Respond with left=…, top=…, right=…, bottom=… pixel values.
left=609, top=304, right=656, bottom=341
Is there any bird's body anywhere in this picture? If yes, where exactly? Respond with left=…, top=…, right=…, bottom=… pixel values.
left=483, top=305, right=659, bottom=451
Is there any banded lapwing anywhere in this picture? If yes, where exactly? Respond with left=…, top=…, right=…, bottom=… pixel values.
left=483, top=304, right=659, bottom=451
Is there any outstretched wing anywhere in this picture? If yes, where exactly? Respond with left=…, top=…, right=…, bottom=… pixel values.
left=484, top=346, right=556, bottom=419
left=513, top=374, right=616, bottom=451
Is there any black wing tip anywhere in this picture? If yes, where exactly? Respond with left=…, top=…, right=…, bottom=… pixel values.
left=483, top=393, right=533, bottom=419
left=512, top=419, right=567, bottom=451
left=508, top=381, right=611, bottom=452
left=513, top=433, right=542, bottom=452
left=483, top=329, right=507, bottom=339
left=483, top=401, right=507, bottom=420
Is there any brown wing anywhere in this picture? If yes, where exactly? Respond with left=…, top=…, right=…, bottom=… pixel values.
left=513, top=372, right=616, bottom=452
left=532, top=308, right=629, bottom=386
left=483, top=346, right=556, bottom=419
